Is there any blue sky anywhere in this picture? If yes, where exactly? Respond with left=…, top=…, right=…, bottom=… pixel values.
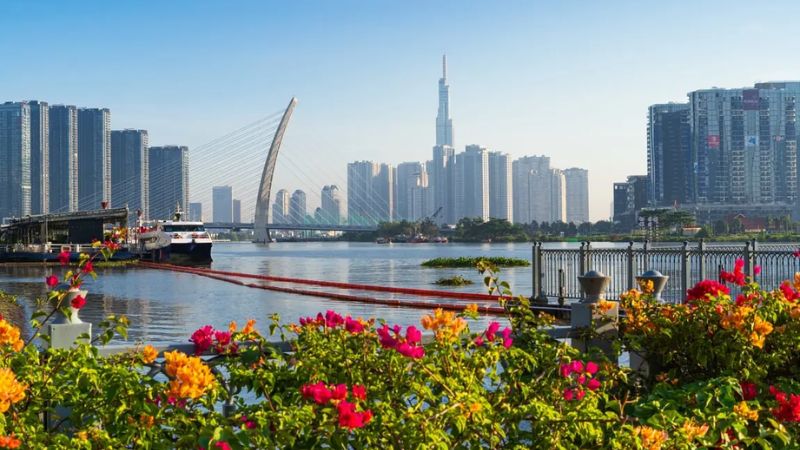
left=3, top=1, right=800, bottom=220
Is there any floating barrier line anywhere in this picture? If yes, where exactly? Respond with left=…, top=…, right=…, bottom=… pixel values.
left=138, top=262, right=512, bottom=302
left=138, top=262, right=506, bottom=315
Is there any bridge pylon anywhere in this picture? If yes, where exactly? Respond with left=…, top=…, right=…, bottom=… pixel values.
left=253, top=97, right=298, bottom=243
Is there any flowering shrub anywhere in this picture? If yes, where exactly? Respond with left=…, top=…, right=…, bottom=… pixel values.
left=0, top=255, right=798, bottom=447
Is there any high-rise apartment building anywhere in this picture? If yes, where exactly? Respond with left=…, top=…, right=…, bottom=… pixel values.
left=321, top=185, right=343, bottom=225
left=647, top=103, right=690, bottom=207
left=454, top=145, right=489, bottom=221
left=212, top=185, right=233, bottom=222
left=0, top=102, right=31, bottom=220
left=550, top=169, right=566, bottom=223
left=613, top=175, right=648, bottom=229
left=396, top=162, right=425, bottom=221
left=111, top=129, right=149, bottom=221
left=233, top=199, right=241, bottom=223
left=148, top=146, right=188, bottom=220
left=49, top=105, right=78, bottom=213
left=347, top=161, right=393, bottom=225
left=272, top=189, right=290, bottom=223
left=512, top=155, right=552, bottom=224
left=431, top=145, right=455, bottom=224
left=29, top=101, right=49, bottom=215
left=563, top=168, right=589, bottom=223
left=290, top=190, right=306, bottom=224
left=688, top=82, right=799, bottom=206
left=77, top=108, right=111, bottom=210
left=488, top=151, right=512, bottom=222
left=188, top=202, right=203, bottom=222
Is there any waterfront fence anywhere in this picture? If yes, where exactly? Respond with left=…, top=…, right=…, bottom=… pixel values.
left=531, top=240, right=800, bottom=303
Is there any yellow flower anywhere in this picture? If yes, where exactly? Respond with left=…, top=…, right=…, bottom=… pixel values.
left=76, top=431, right=88, bottom=442
left=0, top=319, right=23, bottom=352
left=753, top=316, right=773, bottom=336
left=469, top=402, right=481, bottom=413
left=794, top=272, right=800, bottom=291
left=421, top=308, right=467, bottom=342
left=734, top=401, right=759, bottom=421
left=142, top=345, right=158, bottom=364
left=680, top=420, right=709, bottom=440
left=634, top=426, right=668, bottom=450
left=720, top=306, right=752, bottom=331
left=465, top=303, right=478, bottom=315
left=0, top=368, right=26, bottom=413
left=749, top=332, right=766, bottom=349
left=163, top=351, right=216, bottom=399
left=228, top=321, right=237, bottom=333
left=638, top=279, right=655, bottom=294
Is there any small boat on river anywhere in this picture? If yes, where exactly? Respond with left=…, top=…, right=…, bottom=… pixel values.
left=135, top=208, right=212, bottom=263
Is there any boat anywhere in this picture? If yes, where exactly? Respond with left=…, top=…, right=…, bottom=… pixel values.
left=432, top=236, right=448, bottom=243
left=375, top=237, right=390, bottom=244
left=135, top=207, right=212, bottom=263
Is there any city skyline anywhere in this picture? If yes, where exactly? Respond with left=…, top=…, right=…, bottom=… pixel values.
left=4, top=2, right=800, bottom=220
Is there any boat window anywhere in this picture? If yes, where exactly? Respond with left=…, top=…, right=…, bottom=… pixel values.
left=163, top=225, right=206, bottom=232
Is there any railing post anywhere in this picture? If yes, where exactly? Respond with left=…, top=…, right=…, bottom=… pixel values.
left=558, top=268, right=566, bottom=305
left=744, top=241, right=752, bottom=278
left=626, top=241, right=635, bottom=290
left=748, top=239, right=757, bottom=278
left=643, top=239, right=650, bottom=272
left=531, top=242, right=539, bottom=300
left=698, top=239, right=706, bottom=281
left=578, top=242, right=587, bottom=276
left=680, top=241, right=689, bottom=302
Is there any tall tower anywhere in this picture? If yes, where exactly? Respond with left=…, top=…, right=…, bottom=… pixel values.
left=436, top=55, right=453, bottom=146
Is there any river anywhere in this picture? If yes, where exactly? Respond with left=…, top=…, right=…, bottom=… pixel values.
left=0, top=242, right=559, bottom=346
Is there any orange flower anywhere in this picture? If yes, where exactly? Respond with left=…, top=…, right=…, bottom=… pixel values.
left=790, top=307, right=800, bottom=320
left=163, top=351, right=216, bottom=399
left=594, top=299, right=617, bottom=315
left=228, top=321, right=237, bottom=333
left=241, top=319, right=258, bottom=336
left=734, top=401, right=759, bottom=421
left=421, top=308, right=466, bottom=342
left=638, top=279, right=655, bottom=294
left=0, top=434, right=21, bottom=449
left=0, top=368, right=26, bottom=413
left=680, top=420, right=709, bottom=440
left=142, top=345, right=158, bottom=364
left=794, top=272, right=800, bottom=291
left=749, top=332, right=766, bottom=349
left=720, top=306, right=752, bottom=331
left=634, top=426, right=668, bottom=450
left=465, top=304, right=478, bottom=315
left=0, top=319, right=23, bottom=352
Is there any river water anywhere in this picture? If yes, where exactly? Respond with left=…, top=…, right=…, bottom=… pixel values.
left=0, top=242, right=560, bottom=346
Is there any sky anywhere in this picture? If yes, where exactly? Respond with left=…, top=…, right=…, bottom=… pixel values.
left=4, top=1, right=800, bottom=221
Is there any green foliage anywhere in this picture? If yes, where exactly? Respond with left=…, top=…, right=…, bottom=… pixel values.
left=454, top=217, right=529, bottom=242
left=421, top=256, right=530, bottom=268
left=434, top=275, right=474, bottom=286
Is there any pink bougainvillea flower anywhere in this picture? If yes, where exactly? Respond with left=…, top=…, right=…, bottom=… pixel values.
left=377, top=324, right=398, bottom=348
left=563, top=388, right=574, bottom=401
left=70, top=295, right=86, bottom=310
left=45, top=275, right=59, bottom=288
left=753, top=265, right=761, bottom=276
left=213, top=442, right=232, bottom=450
left=474, top=335, right=484, bottom=347
left=794, top=249, right=800, bottom=258
left=331, top=384, right=348, bottom=401
left=58, top=251, right=70, bottom=266
left=586, top=361, right=599, bottom=375
left=240, top=415, right=256, bottom=429
left=336, top=400, right=372, bottom=429
left=352, top=384, right=367, bottom=401
left=720, top=259, right=747, bottom=286
left=324, top=310, right=344, bottom=328
left=686, top=280, right=730, bottom=302
left=405, top=325, right=422, bottom=344
left=500, top=327, right=513, bottom=348
left=560, top=363, right=572, bottom=378
left=570, top=360, right=585, bottom=374
left=82, top=260, right=94, bottom=274
left=485, top=321, right=500, bottom=341
left=190, top=325, right=215, bottom=355
left=300, top=381, right=333, bottom=405
left=377, top=324, right=424, bottom=359
left=344, top=316, right=365, bottom=333
left=586, top=378, right=601, bottom=391
left=740, top=381, right=758, bottom=401
left=575, top=389, right=586, bottom=400
left=780, top=282, right=799, bottom=302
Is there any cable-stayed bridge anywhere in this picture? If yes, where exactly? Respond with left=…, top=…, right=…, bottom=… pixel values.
left=74, top=97, right=388, bottom=241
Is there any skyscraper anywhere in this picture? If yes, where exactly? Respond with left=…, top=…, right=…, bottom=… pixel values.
left=647, top=103, right=690, bottom=207
left=111, top=129, right=149, bottom=221
left=272, top=189, right=290, bottom=223
left=77, top=108, right=111, bottom=210
left=550, top=169, right=566, bottom=223
left=347, top=161, right=393, bottom=225
left=233, top=199, right=242, bottom=223
left=212, top=185, right=233, bottom=222
left=396, top=162, right=425, bottom=221
left=512, top=155, right=552, bottom=224
left=488, top=151, right=512, bottom=222
left=48, top=105, right=78, bottom=213
left=321, top=185, right=343, bottom=225
left=436, top=55, right=453, bottom=147
left=613, top=175, right=648, bottom=229
left=431, top=144, right=455, bottom=224
left=148, top=146, right=188, bottom=220
left=563, top=167, right=589, bottom=223
left=373, top=164, right=394, bottom=222
left=290, top=190, right=306, bottom=224
left=189, top=202, right=203, bottom=221
left=29, top=101, right=49, bottom=215
left=688, top=82, right=799, bottom=206
left=0, top=102, right=31, bottom=220
left=454, top=145, right=489, bottom=221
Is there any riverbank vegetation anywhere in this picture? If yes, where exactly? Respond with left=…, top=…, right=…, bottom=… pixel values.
left=433, top=275, right=473, bottom=286
left=1, top=247, right=799, bottom=447
left=421, top=256, right=530, bottom=268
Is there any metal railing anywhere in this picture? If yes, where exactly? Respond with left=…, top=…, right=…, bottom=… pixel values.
left=532, top=240, right=800, bottom=303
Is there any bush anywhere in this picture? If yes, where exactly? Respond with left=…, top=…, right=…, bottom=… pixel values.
left=421, top=256, right=530, bottom=268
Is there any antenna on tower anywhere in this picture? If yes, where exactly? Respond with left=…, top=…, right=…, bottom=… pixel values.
left=442, top=54, right=447, bottom=79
